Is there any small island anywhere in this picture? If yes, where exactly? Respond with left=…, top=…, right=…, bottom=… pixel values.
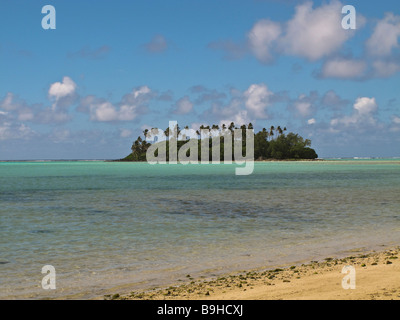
left=119, top=123, right=318, bottom=162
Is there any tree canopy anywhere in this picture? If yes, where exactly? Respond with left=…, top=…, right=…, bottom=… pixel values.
left=119, top=123, right=318, bottom=161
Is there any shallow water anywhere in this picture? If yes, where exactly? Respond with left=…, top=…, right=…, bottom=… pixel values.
left=1, top=160, right=400, bottom=299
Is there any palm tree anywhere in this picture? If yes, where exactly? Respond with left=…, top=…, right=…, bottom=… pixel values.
left=261, top=128, right=269, bottom=141
left=143, top=129, right=149, bottom=139
left=277, top=126, right=283, bottom=136
left=269, top=126, right=275, bottom=140
left=164, top=127, right=170, bottom=140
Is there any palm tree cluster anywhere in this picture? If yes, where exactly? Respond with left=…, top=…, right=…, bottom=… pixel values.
left=120, top=122, right=318, bottom=161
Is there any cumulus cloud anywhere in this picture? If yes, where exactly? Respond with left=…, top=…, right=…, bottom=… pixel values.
left=366, top=13, right=400, bottom=57
left=190, top=86, right=227, bottom=104
left=0, top=93, right=35, bottom=122
left=353, top=97, right=378, bottom=114
left=0, top=77, right=79, bottom=126
left=210, top=1, right=357, bottom=63
left=319, top=12, right=400, bottom=79
left=372, top=60, right=400, bottom=78
left=79, top=86, right=152, bottom=122
left=200, top=83, right=276, bottom=126
left=247, top=19, right=281, bottom=63
left=280, top=1, right=354, bottom=61
left=390, top=115, right=400, bottom=132
left=392, top=115, right=400, bottom=125
left=210, top=1, right=400, bottom=81
left=0, top=92, right=16, bottom=111
left=319, top=58, right=366, bottom=79
left=0, top=122, right=36, bottom=141
left=219, top=110, right=250, bottom=128
left=288, top=91, right=319, bottom=118
left=321, top=90, right=350, bottom=109
left=48, top=76, right=77, bottom=101
left=172, top=96, right=194, bottom=115
left=330, top=97, right=378, bottom=127
left=40, top=76, right=79, bottom=123
left=222, top=1, right=359, bottom=64
left=295, top=102, right=312, bottom=117
left=244, top=83, right=274, bottom=118
left=316, top=12, right=400, bottom=80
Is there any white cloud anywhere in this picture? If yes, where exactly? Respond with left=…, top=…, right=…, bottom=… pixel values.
left=307, top=118, right=316, bottom=125
left=203, top=83, right=276, bottom=126
left=131, top=86, right=151, bottom=99
left=0, top=122, right=35, bottom=141
left=1, top=82, right=77, bottom=125
left=353, top=97, right=377, bottom=114
left=38, top=109, right=71, bottom=123
left=17, top=108, right=35, bottom=122
left=45, top=76, right=78, bottom=123
left=81, top=86, right=152, bottom=122
left=219, top=110, right=250, bottom=127
left=295, top=101, right=312, bottom=117
left=120, top=129, right=133, bottom=138
left=280, top=1, right=354, bottom=61
left=48, top=76, right=77, bottom=101
left=247, top=19, right=281, bottom=63
left=289, top=91, right=318, bottom=118
left=372, top=60, right=400, bottom=77
left=91, top=101, right=118, bottom=122
left=0, top=93, right=35, bottom=122
left=210, top=1, right=362, bottom=65
left=330, top=97, right=378, bottom=127
left=172, top=96, right=194, bottom=115
left=321, top=90, right=349, bottom=109
left=320, top=58, right=366, bottom=79
left=393, top=115, right=400, bottom=125
left=366, top=13, right=400, bottom=56
left=243, top=83, right=273, bottom=118
left=0, top=92, right=16, bottom=111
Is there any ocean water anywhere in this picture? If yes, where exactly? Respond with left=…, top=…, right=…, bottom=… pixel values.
left=1, top=160, right=400, bottom=299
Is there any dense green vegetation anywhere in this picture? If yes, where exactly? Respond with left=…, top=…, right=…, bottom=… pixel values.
left=119, top=123, right=318, bottom=161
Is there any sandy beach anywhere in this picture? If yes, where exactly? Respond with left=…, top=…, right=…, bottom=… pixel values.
left=106, top=246, right=400, bottom=300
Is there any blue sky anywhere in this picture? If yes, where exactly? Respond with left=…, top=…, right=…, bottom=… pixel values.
left=0, top=0, right=399, bottom=159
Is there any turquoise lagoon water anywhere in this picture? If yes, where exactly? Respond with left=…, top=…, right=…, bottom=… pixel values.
left=1, top=160, right=400, bottom=299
